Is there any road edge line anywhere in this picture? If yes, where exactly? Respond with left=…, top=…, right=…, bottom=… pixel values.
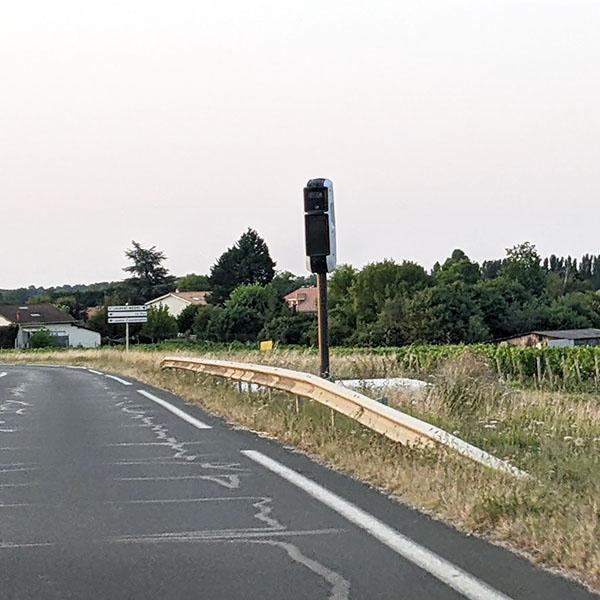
left=137, top=390, right=212, bottom=430
left=241, top=449, right=513, bottom=600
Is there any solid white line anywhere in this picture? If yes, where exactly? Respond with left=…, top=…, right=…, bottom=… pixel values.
left=242, top=450, right=513, bottom=600
left=88, top=369, right=103, bottom=375
left=0, top=372, right=7, bottom=378
left=137, top=390, right=211, bottom=430
left=105, top=374, right=132, bottom=386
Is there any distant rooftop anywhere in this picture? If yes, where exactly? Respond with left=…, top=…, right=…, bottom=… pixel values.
left=146, top=291, right=210, bottom=306
left=0, top=304, right=75, bottom=325
left=532, top=328, right=600, bottom=340
left=173, top=291, right=210, bottom=304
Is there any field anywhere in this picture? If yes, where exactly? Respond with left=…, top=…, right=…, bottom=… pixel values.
left=2, top=344, right=599, bottom=591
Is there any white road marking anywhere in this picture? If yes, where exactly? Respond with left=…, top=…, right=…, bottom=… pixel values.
left=0, top=482, right=37, bottom=488
left=107, top=527, right=342, bottom=544
left=88, top=369, right=103, bottom=375
left=0, top=467, right=39, bottom=474
left=103, top=497, right=253, bottom=505
left=242, top=450, right=513, bottom=600
left=105, top=374, right=132, bottom=386
left=104, top=441, right=206, bottom=447
left=0, top=372, right=7, bottom=379
left=137, top=390, right=211, bottom=430
left=115, top=475, right=238, bottom=482
left=240, top=540, right=350, bottom=600
left=0, top=542, right=55, bottom=550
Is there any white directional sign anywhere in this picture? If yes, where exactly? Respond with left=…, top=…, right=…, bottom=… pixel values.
left=108, top=317, right=149, bottom=324
left=107, top=305, right=148, bottom=325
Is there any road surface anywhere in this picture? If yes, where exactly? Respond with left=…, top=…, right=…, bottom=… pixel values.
left=0, top=364, right=596, bottom=599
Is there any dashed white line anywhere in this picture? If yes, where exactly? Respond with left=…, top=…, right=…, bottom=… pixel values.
left=105, top=374, right=132, bottom=386
left=103, top=496, right=259, bottom=505
left=137, top=390, right=211, bottom=430
left=103, top=441, right=207, bottom=447
left=242, top=450, right=513, bottom=600
left=88, top=369, right=103, bottom=375
left=107, top=528, right=342, bottom=544
left=0, top=372, right=7, bottom=378
left=0, top=482, right=37, bottom=488
left=0, top=542, right=55, bottom=550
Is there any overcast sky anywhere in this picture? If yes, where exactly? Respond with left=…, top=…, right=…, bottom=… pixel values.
left=1, top=1, right=599, bottom=288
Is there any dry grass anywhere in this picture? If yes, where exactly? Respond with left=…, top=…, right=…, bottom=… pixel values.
left=2, top=347, right=599, bottom=592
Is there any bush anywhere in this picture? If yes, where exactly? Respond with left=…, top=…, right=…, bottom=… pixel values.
left=0, top=325, right=18, bottom=349
left=29, top=329, right=58, bottom=349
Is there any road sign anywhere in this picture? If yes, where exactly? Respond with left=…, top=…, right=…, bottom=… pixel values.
left=108, top=311, right=147, bottom=318
left=108, top=317, right=148, bottom=324
left=107, top=305, right=149, bottom=350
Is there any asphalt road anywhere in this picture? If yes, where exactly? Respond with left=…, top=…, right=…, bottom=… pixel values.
left=0, top=364, right=596, bottom=600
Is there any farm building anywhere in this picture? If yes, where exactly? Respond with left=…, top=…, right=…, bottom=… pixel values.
left=502, top=328, right=600, bottom=348
left=0, top=304, right=101, bottom=349
left=146, top=290, right=209, bottom=318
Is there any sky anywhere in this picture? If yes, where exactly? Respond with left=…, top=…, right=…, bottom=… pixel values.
left=1, top=1, right=599, bottom=288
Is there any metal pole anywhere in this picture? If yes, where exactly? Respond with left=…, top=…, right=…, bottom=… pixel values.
left=317, top=271, right=330, bottom=379
left=125, top=321, right=130, bottom=353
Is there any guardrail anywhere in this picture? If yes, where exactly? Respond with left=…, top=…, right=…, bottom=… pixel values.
left=161, top=356, right=528, bottom=479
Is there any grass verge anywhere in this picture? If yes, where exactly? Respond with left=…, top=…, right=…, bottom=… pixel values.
left=2, top=347, right=598, bottom=592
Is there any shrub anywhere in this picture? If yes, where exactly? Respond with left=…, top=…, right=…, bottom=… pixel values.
left=29, top=329, right=58, bottom=349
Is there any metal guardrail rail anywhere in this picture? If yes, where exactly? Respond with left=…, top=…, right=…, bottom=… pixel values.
left=161, top=356, right=528, bottom=479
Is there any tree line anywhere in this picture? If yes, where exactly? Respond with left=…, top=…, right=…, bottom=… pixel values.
left=3, top=233, right=600, bottom=347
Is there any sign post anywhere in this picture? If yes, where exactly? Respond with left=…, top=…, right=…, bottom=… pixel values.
left=303, top=178, right=336, bottom=379
left=108, top=305, right=148, bottom=351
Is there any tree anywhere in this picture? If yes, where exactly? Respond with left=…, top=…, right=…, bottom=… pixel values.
left=123, top=241, right=174, bottom=302
left=501, top=242, right=545, bottom=295
left=260, top=312, right=316, bottom=345
left=351, top=260, right=429, bottom=325
left=140, top=306, right=178, bottom=343
left=434, top=249, right=480, bottom=285
left=328, top=265, right=358, bottom=345
left=176, top=274, right=210, bottom=292
left=193, top=305, right=226, bottom=341
left=271, top=271, right=315, bottom=298
left=221, top=284, right=282, bottom=341
left=402, top=283, right=488, bottom=344
left=209, top=229, right=276, bottom=304
left=177, top=304, right=201, bottom=334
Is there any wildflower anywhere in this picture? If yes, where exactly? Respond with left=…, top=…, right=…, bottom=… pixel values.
left=563, top=436, right=574, bottom=442
left=574, top=438, right=585, bottom=447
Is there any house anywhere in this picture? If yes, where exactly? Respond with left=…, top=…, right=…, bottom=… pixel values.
left=0, top=304, right=101, bottom=349
left=502, top=328, right=600, bottom=348
left=145, top=290, right=210, bottom=318
left=284, top=287, right=318, bottom=314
